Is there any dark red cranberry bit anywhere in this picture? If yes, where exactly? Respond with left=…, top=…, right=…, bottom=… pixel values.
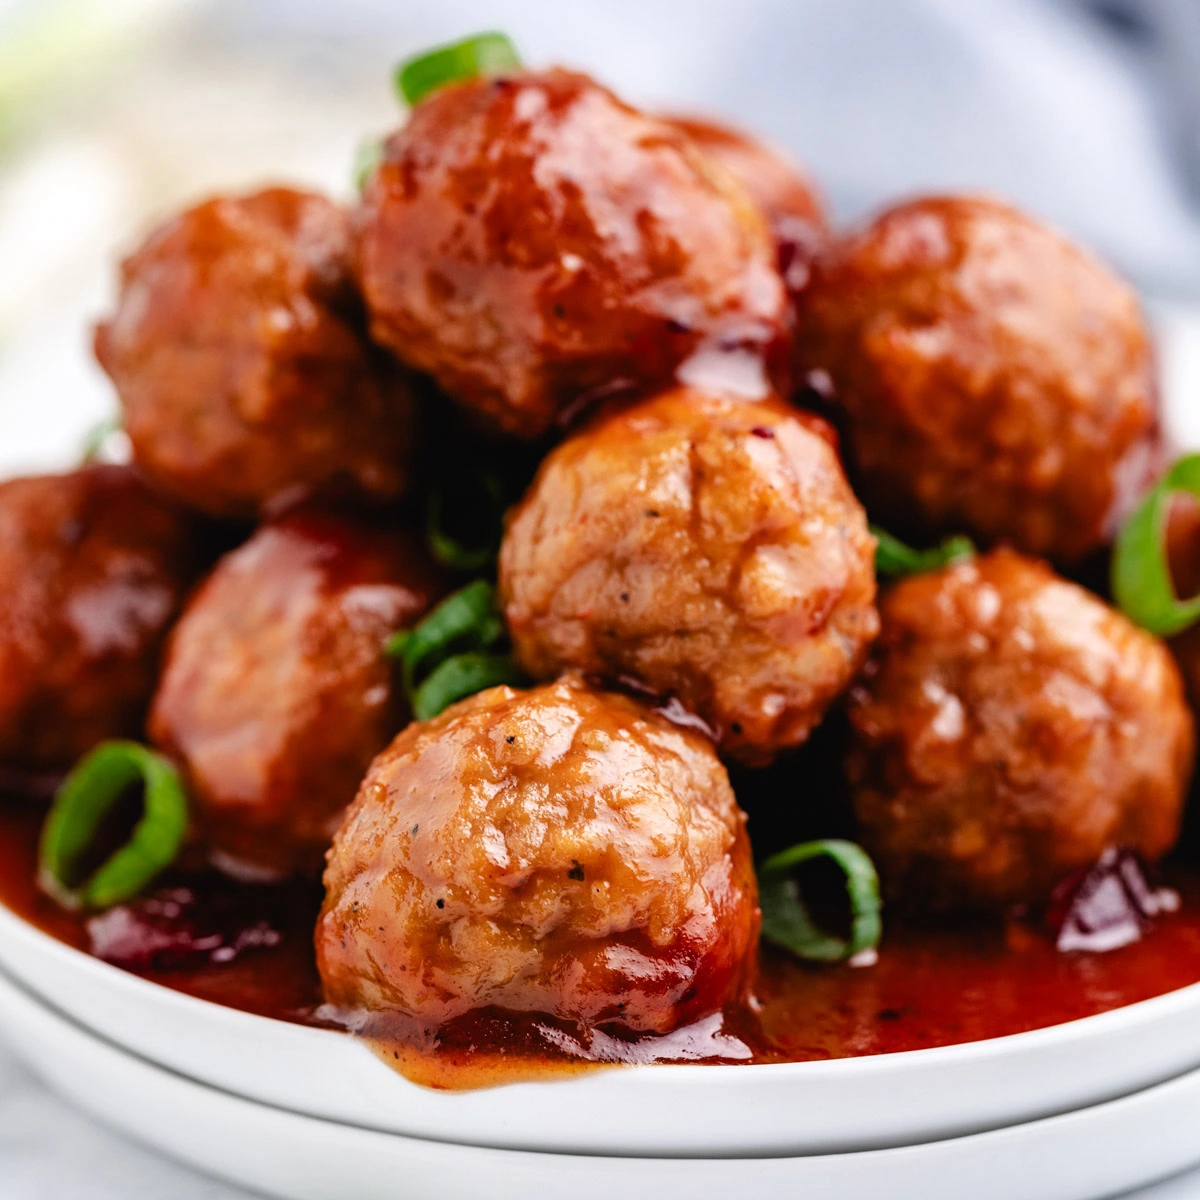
left=86, top=877, right=292, bottom=971
left=1049, top=848, right=1179, bottom=953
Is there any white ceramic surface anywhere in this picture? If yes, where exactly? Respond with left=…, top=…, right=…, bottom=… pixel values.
left=5, top=896, right=1200, bottom=1160
left=2, top=963, right=1200, bottom=1200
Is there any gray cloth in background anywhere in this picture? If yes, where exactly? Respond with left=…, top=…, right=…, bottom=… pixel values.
left=218, top=0, right=1200, bottom=297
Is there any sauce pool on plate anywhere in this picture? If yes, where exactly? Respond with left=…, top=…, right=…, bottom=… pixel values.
left=4, top=795, right=1200, bottom=1088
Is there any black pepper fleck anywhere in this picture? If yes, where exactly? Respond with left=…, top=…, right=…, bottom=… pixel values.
left=568, top=861, right=585, bottom=881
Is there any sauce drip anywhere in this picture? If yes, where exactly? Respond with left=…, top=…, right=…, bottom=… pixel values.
left=4, top=795, right=1200, bottom=1088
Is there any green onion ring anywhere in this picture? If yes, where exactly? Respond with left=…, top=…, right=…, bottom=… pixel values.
left=872, top=525, right=975, bottom=579
left=758, top=839, right=882, bottom=963
left=1112, top=454, right=1200, bottom=636
left=395, top=32, right=521, bottom=107
left=38, top=741, right=188, bottom=911
left=412, top=652, right=524, bottom=720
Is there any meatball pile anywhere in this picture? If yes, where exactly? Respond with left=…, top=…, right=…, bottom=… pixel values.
left=317, top=676, right=758, bottom=1035
left=795, top=195, right=1160, bottom=563
left=8, top=44, right=1195, bottom=1062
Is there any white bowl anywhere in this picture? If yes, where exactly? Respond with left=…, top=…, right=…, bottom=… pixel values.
left=3, top=962, right=1200, bottom=1200
left=4, top=897, right=1200, bottom=1158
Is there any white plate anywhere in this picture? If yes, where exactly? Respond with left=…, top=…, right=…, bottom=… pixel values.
left=5, top=897, right=1200, bottom=1158
left=2, top=962, right=1199, bottom=1200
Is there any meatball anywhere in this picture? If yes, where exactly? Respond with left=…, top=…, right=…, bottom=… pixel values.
left=794, top=195, right=1159, bottom=563
left=0, top=465, right=201, bottom=777
left=95, top=188, right=416, bottom=518
left=846, top=548, right=1194, bottom=910
left=149, top=509, right=441, bottom=878
left=316, top=675, right=757, bottom=1036
left=666, top=114, right=828, bottom=296
left=499, top=387, right=879, bottom=763
left=357, top=70, right=787, bottom=439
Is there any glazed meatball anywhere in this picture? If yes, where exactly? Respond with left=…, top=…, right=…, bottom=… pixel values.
left=95, top=188, right=416, bottom=518
left=0, top=465, right=201, bottom=777
left=794, top=195, right=1159, bottom=563
left=357, top=70, right=788, bottom=439
left=499, top=387, right=879, bottom=763
left=666, top=114, right=828, bottom=296
left=847, top=549, right=1194, bottom=910
left=316, top=676, right=758, bottom=1036
left=149, top=510, right=441, bottom=878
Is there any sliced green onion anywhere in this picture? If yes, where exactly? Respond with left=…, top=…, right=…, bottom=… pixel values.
left=353, top=136, right=384, bottom=194
left=386, top=579, right=503, bottom=680
left=81, top=415, right=122, bottom=463
left=412, top=652, right=523, bottom=720
left=872, top=525, right=975, bottom=579
left=426, top=472, right=506, bottom=571
left=38, top=741, right=188, bottom=911
left=395, top=32, right=521, bottom=107
left=1112, top=454, right=1200, bottom=636
left=758, top=839, right=882, bottom=963
left=387, top=580, right=519, bottom=718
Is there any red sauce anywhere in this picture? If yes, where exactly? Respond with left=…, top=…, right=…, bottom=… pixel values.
left=5, top=794, right=1200, bottom=1087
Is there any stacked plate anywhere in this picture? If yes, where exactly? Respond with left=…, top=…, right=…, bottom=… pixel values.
left=2, top=900, right=1200, bottom=1200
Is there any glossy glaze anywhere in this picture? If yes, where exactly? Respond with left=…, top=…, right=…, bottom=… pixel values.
left=848, top=549, right=1195, bottom=909
left=95, top=188, right=416, bottom=518
left=795, top=195, right=1161, bottom=563
left=0, top=465, right=204, bottom=772
left=150, top=509, right=443, bottom=878
left=317, top=677, right=759, bottom=1040
left=499, top=388, right=879, bottom=763
left=357, top=70, right=788, bottom=438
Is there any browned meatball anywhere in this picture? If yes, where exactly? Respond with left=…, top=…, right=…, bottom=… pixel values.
left=149, top=509, right=441, bottom=878
left=95, top=188, right=416, bottom=518
left=316, top=676, right=758, bottom=1038
left=666, top=114, right=828, bottom=295
left=847, top=549, right=1194, bottom=910
left=794, top=195, right=1160, bottom=563
left=499, top=386, right=878, bottom=764
left=357, top=70, right=788, bottom=439
left=0, top=465, right=201, bottom=777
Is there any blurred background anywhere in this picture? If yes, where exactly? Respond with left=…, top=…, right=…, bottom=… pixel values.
left=4, top=0, right=1200, bottom=472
